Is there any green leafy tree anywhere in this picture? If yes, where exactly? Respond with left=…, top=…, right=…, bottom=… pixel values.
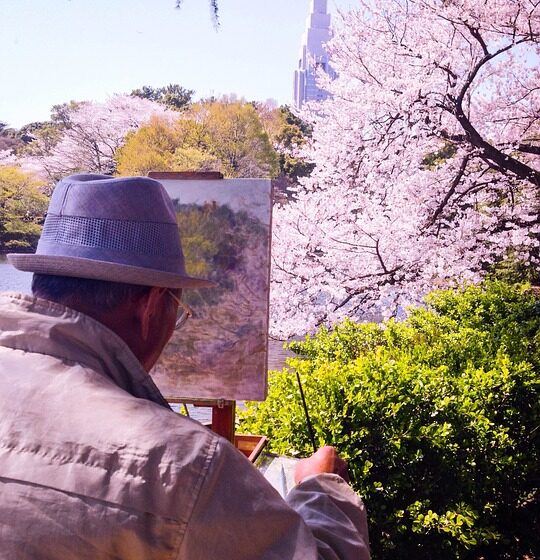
left=16, top=121, right=64, bottom=164
left=116, top=99, right=278, bottom=178
left=0, top=167, right=48, bottom=251
left=0, top=122, right=33, bottom=153
left=251, top=102, right=313, bottom=197
left=192, top=99, right=278, bottom=178
left=116, top=117, right=217, bottom=176
left=130, top=84, right=194, bottom=111
left=170, top=145, right=220, bottom=174
left=241, top=281, right=540, bottom=559
left=116, top=117, right=184, bottom=176
left=273, top=105, right=313, bottom=184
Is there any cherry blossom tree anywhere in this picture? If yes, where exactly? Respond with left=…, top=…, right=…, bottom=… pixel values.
left=271, top=0, right=540, bottom=337
left=19, top=95, right=171, bottom=182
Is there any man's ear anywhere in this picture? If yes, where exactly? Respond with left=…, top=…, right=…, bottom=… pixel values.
left=136, top=287, right=165, bottom=341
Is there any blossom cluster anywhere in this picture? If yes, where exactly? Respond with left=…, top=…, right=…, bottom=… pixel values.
left=271, top=0, right=540, bottom=336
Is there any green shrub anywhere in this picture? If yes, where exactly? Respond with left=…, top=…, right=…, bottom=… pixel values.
left=241, top=282, right=540, bottom=559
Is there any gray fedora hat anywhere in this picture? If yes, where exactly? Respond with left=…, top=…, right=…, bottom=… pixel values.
left=8, top=174, right=215, bottom=289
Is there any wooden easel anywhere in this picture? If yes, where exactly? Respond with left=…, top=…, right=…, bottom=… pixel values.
left=167, top=397, right=236, bottom=443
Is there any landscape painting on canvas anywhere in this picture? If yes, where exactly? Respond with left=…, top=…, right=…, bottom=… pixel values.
left=150, top=177, right=272, bottom=402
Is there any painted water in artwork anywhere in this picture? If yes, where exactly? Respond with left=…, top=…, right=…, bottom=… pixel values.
left=151, top=178, right=272, bottom=402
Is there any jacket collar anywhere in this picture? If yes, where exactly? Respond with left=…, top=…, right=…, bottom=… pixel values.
left=0, top=292, right=170, bottom=409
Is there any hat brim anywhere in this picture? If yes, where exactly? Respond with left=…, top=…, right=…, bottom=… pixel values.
left=7, top=254, right=216, bottom=290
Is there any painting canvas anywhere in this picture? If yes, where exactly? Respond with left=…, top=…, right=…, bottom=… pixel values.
left=150, top=178, right=272, bottom=402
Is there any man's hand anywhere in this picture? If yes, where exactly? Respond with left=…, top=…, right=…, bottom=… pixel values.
left=294, top=446, right=350, bottom=485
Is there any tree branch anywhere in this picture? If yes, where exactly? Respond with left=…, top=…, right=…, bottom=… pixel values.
left=465, top=23, right=489, bottom=56
left=426, top=154, right=470, bottom=228
left=375, top=238, right=389, bottom=274
left=517, top=144, right=540, bottom=156
left=332, top=290, right=368, bottom=313
left=445, top=37, right=540, bottom=188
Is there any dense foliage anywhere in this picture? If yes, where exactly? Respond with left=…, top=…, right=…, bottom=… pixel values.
left=264, top=105, right=313, bottom=185
left=0, top=122, right=28, bottom=153
left=0, top=167, right=47, bottom=252
left=241, top=282, right=540, bottom=559
left=116, top=99, right=278, bottom=178
left=130, top=84, right=194, bottom=111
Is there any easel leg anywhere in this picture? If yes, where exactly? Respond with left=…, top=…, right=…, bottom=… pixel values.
left=211, top=401, right=236, bottom=443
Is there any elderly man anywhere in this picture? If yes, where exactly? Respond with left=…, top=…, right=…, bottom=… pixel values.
left=0, top=174, right=370, bottom=559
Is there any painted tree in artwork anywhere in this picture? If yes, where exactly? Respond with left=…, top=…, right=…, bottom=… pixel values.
left=271, top=0, right=540, bottom=337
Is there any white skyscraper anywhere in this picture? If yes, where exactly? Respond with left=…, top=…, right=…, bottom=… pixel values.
left=293, top=0, right=335, bottom=109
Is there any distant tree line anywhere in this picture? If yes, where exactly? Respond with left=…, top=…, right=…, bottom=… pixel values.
left=0, top=84, right=311, bottom=252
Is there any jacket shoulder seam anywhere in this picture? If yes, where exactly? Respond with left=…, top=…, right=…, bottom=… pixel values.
left=172, top=433, right=219, bottom=558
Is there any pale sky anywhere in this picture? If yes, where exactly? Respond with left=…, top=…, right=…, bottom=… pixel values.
left=1, top=0, right=353, bottom=128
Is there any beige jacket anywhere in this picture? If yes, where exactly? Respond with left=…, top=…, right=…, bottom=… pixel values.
left=0, top=293, right=370, bottom=560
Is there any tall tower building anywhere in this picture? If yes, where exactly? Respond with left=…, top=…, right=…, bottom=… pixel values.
left=293, top=0, right=335, bottom=109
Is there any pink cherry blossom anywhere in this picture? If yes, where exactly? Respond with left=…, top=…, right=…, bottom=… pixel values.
left=271, top=0, right=540, bottom=337
left=20, top=95, right=171, bottom=182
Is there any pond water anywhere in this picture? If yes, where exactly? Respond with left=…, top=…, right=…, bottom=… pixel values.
left=0, top=256, right=33, bottom=293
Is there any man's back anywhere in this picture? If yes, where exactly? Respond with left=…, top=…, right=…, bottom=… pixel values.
left=0, top=293, right=217, bottom=558
left=0, top=293, right=370, bottom=559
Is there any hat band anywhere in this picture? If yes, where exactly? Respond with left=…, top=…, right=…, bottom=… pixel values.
left=40, top=214, right=180, bottom=257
